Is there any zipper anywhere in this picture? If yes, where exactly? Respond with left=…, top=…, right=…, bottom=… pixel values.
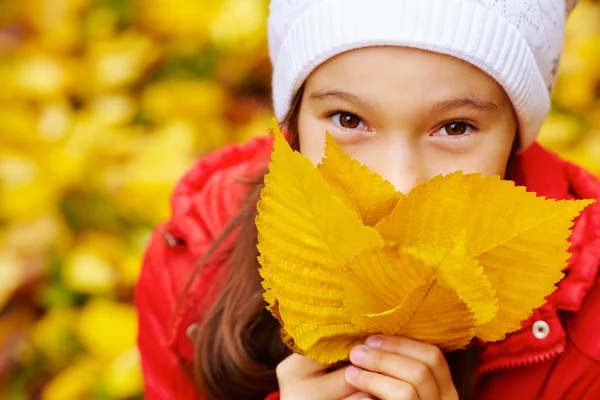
left=478, top=342, right=566, bottom=374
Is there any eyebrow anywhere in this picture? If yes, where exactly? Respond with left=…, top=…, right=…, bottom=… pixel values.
left=309, top=89, right=499, bottom=114
left=309, top=90, right=374, bottom=111
left=430, top=95, right=500, bottom=114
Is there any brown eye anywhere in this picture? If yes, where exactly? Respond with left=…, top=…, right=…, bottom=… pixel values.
left=330, top=112, right=369, bottom=131
left=339, top=113, right=361, bottom=129
left=443, top=122, right=468, bottom=135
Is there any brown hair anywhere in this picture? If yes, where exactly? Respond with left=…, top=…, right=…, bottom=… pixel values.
left=190, top=86, right=481, bottom=399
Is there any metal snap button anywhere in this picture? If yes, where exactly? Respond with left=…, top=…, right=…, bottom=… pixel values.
left=186, top=323, right=198, bottom=340
left=161, top=231, right=185, bottom=248
left=532, top=320, right=550, bottom=339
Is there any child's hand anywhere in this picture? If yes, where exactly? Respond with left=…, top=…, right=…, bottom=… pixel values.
left=345, top=335, right=458, bottom=400
left=277, top=353, right=374, bottom=400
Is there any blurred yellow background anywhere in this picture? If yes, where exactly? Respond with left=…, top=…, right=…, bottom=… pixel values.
left=0, top=1, right=598, bottom=399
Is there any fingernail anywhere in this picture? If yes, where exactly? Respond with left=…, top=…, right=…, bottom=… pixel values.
left=345, top=366, right=360, bottom=382
left=349, top=345, right=367, bottom=363
left=365, top=335, right=382, bottom=349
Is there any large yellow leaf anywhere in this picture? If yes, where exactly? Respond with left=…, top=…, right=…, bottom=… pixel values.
left=344, top=244, right=434, bottom=320
left=257, top=124, right=383, bottom=362
left=318, top=133, right=403, bottom=226
left=344, top=240, right=495, bottom=351
left=398, top=283, right=477, bottom=351
left=375, top=171, right=594, bottom=341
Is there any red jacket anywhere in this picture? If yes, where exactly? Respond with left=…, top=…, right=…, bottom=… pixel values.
left=135, top=135, right=600, bottom=400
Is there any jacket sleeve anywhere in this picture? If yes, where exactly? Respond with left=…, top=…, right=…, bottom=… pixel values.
left=135, top=225, right=203, bottom=400
left=136, top=231, right=282, bottom=400
left=135, top=136, right=275, bottom=399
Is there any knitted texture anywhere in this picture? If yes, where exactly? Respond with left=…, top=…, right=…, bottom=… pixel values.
left=268, top=0, right=578, bottom=149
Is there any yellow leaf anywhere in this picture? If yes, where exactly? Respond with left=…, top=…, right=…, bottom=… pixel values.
left=344, top=244, right=434, bottom=321
left=86, top=31, right=160, bottom=90
left=257, top=123, right=383, bottom=362
left=318, top=133, right=402, bottom=226
left=209, top=0, right=267, bottom=51
left=141, top=79, right=227, bottom=122
left=63, top=248, right=118, bottom=294
left=76, top=300, right=138, bottom=360
left=15, top=54, right=72, bottom=99
left=134, top=0, right=220, bottom=43
left=397, top=283, right=477, bottom=351
left=102, top=348, right=143, bottom=399
left=345, top=240, right=494, bottom=351
left=375, top=171, right=593, bottom=341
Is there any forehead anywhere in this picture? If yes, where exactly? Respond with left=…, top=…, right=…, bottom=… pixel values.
left=304, top=46, right=510, bottom=105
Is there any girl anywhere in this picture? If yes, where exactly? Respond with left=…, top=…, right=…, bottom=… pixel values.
left=135, top=0, right=600, bottom=399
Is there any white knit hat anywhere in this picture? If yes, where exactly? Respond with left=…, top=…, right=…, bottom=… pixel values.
left=268, top=0, right=578, bottom=149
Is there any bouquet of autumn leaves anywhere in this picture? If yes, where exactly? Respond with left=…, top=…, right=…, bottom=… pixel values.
left=256, top=124, right=594, bottom=364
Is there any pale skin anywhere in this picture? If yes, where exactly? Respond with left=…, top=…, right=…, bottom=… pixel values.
left=277, top=47, right=518, bottom=399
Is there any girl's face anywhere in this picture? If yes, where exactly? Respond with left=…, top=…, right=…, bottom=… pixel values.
left=297, top=46, right=518, bottom=194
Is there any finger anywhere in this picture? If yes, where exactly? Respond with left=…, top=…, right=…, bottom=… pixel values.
left=277, top=356, right=357, bottom=400
left=342, top=392, right=376, bottom=400
left=365, top=335, right=456, bottom=398
left=326, top=360, right=351, bottom=373
left=276, top=353, right=333, bottom=378
left=345, top=366, right=419, bottom=400
left=313, top=365, right=359, bottom=399
left=349, top=345, right=440, bottom=399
